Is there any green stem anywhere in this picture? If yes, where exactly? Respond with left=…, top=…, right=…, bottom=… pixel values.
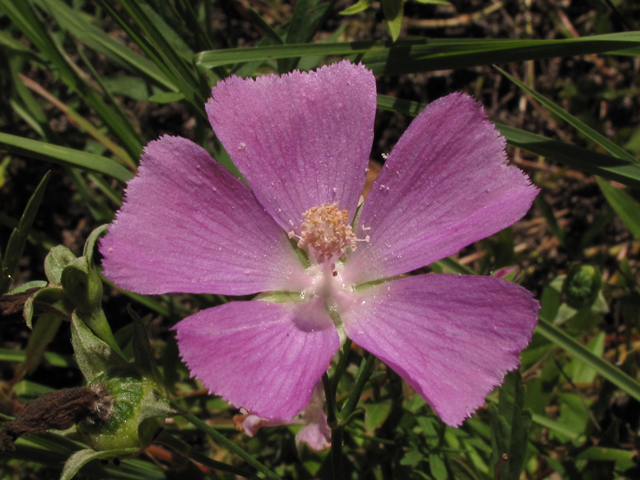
left=330, top=339, right=352, bottom=395
left=179, top=410, right=283, bottom=480
left=331, top=427, right=344, bottom=480
left=156, top=430, right=253, bottom=477
left=338, top=352, right=376, bottom=423
left=323, top=372, right=344, bottom=480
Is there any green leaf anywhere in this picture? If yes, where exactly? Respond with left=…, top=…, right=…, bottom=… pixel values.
left=246, top=7, right=284, bottom=44
left=534, top=195, right=565, bottom=246
left=536, top=316, right=640, bottom=403
left=128, top=306, right=163, bottom=385
left=96, top=0, right=207, bottom=115
left=6, top=280, right=47, bottom=295
left=596, top=177, right=640, bottom=241
left=376, top=94, right=640, bottom=189
left=576, top=447, right=636, bottom=461
left=489, top=370, right=531, bottom=480
left=83, top=225, right=108, bottom=263
left=30, top=0, right=175, bottom=91
left=23, top=286, right=72, bottom=329
left=414, top=0, right=450, bottom=4
left=364, top=401, right=392, bottom=433
left=0, top=133, right=134, bottom=182
left=496, top=67, right=638, bottom=164
left=0, top=171, right=50, bottom=295
left=571, top=332, right=605, bottom=384
left=381, top=0, right=404, bottom=41
left=71, top=313, right=128, bottom=384
left=44, top=245, right=77, bottom=286
left=0, top=348, right=73, bottom=368
left=279, top=0, right=319, bottom=73
left=148, top=91, right=186, bottom=103
left=0, top=0, right=144, bottom=159
left=196, top=33, right=640, bottom=73
left=60, top=447, right=139, bottom=480
left=340, top=0, right=374, bottom=16
left=14, top=313, right=63, bottom=379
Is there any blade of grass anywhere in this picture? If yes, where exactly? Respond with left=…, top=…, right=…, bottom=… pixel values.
left=247, top=7, right=284, bottom=45
left=536, top=316, right=640, bottom=403
left=31, top=0, right=176, bottom=91
left=19, top=74, right=135, bottom=169
left=0, top=212, right=56, bottom=250
left=0, top=348, right=74, bottom=368
left=596, top=177, right=640, bottom=240
left=179, top=411, right=284, bottom=480
left=279, top=0, right=319, bottom=73
left=0, top=171, right=50, bottom=295
left=100, top=0, right=207, bottom=115
left=376, top=94, right=640, bottom=189
left=0, top=133, right=134, bottom=182
left=196, top=33, right=640, bottom=71
left=1, top=0, right=143, bottom=158
left=496, top=66, right=638, bottom=164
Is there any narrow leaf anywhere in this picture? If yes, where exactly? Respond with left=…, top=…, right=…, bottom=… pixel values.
left=496, top=67, right=638, bottom=164
left=536, top=316, right=640, bottom=403
left=596, top=177, right=640, bottom=241
left=377, top=94, right=640, bottom=189
left=0, top=133, right=134, bottom=182
left=0, top=172, right=50, bottom=295
left=60, top=447, right=139, bottom=480
left=340, top=0, right=374, bottom=15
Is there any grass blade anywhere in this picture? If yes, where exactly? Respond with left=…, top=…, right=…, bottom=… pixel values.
left=377, top=94, right=640, bottom=189
left=496, top=67, right=638, bottom=164
left=0, top=172, right=50, bottom=295
left=596, top=177, right=640, bottom=240
left=196, top=33, right=640, bottom=71
left=536, top=316, right=640, bottom=403
left=30, top=0, right=176, bottom=91
left=0, top=133, right=134, bottom=182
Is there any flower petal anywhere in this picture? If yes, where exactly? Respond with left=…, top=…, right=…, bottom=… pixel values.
left=101, top=135, right=310, bottom=296
left=173, top=298, right=340, bottom=421
left=344, top=93, right=539, bottom=285
left=207, top=61, right=376, bottom=232
left=339, top=274, right=539, bottom=426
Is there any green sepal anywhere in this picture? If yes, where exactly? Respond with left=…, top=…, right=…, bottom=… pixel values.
left=60, top=258, right=102, bottom=315
left=23, top=286, right=73, bottom=329
left=60, top=447, right=139, bottom=480
left=71, top=313, right=128, bottom=384
left=44, top=245, right=77, bottom=286
left=6, top=280, right=47, bottom=295
left=83, top=225, right=108, bottom=262
left=340, top=0, right=373, bottom=15
left=62, top=262, right=122, bottom=355
left=489, top=370, right=532, bottom=480
left=77, top=369, right=169, bottom=452
left=562, top=265, right=603, bottom=310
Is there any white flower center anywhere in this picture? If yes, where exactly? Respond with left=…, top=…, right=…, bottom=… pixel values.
left=289, top=203, right=370, bottom=345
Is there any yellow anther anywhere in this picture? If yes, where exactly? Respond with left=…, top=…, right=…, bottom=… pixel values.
left=289, top=203, right=357, bottom=264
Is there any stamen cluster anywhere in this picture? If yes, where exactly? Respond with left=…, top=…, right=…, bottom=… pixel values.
left=289, top=203, right=357, bottom=264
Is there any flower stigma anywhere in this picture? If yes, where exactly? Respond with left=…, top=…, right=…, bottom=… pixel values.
left=288, top=202, right=357, bottom=265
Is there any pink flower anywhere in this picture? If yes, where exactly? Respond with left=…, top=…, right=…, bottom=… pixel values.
left=101, top=61, right=540, bottom=427
left=234, top=381, right=330, bottom=451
